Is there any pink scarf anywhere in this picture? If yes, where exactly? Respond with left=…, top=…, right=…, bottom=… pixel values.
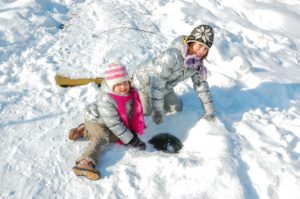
left=109, top=89, right=145, bottom=144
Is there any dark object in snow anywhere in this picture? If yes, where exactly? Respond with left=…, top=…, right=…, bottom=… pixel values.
left=148, top=133, right=183, bottom=153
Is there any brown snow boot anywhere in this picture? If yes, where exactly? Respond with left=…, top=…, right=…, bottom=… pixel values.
left=69, top=123, right=85, bottom=141
left=72, top=160, right=101, bottom=180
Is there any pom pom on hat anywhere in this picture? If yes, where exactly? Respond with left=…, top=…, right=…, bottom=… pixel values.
left=186, top=24, right=214, bottom=48
left=105, top=63, right=130, bottom=90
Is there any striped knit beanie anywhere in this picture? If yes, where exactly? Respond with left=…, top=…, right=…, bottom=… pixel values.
left=185, top=25, right=214, bottom=48
left=105, top=63, right=131, bottom=90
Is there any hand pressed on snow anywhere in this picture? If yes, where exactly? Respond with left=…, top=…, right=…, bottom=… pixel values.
left=204, top=114, right=215, bottom=122
left=127, top=133, right=146, bottom=150
left=152, top=110, right=163, bottom=125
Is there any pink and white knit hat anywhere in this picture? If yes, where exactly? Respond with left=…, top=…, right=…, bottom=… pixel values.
left=105, top=63, right=131, bottom=90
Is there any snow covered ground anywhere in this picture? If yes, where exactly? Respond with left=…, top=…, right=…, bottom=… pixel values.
left=1, top=0, right=300, bottom=198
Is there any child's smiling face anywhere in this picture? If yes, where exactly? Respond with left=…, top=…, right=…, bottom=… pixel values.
left=191, top=42, right=209, bottom=58
left=113, top=81, right=130, bottom=95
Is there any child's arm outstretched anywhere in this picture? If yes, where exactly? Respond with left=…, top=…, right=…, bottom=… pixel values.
left=191, top=74, right=215, bottom=120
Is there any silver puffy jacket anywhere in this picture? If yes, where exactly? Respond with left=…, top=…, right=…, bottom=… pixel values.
left=132, top=36, right=215, bottom=115
left=84, top=81, right=134, bottom=144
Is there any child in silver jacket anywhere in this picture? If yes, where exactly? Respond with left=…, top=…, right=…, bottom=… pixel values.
left=69, top=63, right=146, bottom=180
left=132, top=24, right=216, bottom=124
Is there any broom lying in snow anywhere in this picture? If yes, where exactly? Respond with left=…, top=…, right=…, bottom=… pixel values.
left=55, top=74, right=104, bottom=87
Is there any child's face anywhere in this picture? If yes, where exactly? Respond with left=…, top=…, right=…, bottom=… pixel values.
left=113, top=81, right=130, bottom=95
left=191, top=42, right=209, bottom=58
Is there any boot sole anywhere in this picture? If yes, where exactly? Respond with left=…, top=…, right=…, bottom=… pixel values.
left=72, top=166, right=101, bottom=180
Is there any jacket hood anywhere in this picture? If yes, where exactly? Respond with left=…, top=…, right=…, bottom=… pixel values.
left=171, top=35, right=186, bottom=50
left=100, top=80, right=112, bottom=94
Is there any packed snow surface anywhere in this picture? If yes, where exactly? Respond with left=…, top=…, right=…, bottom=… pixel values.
left=0, top=0, right=300, bottom=198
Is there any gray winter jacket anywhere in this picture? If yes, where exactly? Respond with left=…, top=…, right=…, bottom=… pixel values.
left=132, top=36, right=215, bottom=115
left=84, top=81, right=134, bottom=144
